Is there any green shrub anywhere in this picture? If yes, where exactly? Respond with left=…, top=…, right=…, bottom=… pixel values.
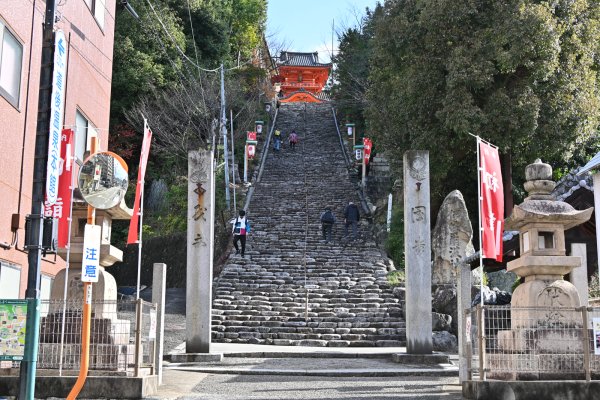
left=385, top=206, right=405, bottom=270
left=387, top=270, right=405, bottom=286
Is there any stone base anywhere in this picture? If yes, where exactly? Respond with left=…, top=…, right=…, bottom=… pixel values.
left=0, top=374, right=157, bottom=399
left=40, top=313, right=131, bottom=345
left=487, top=353, right=599, bottom=380
left=463, top=380, right=600, bottom=400
left=166, top=353, right=224, bottom=363
left=392, top=353, right=449, bottom=364
left=497, top=328, right=585, bottom=353
left=37, top=343, right=136, bottom=371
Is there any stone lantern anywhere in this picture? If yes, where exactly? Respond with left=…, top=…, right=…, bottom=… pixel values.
left=490, top=159, right=594, bottom=380
left=505, top=159, right=593, bottom=323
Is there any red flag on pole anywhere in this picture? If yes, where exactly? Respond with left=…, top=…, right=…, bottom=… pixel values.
left=57, top=129, right=74, bottom=248
left=479, top=140, right=504, bottom=262
left=363, top=138, right=372, bottom=165
left=127, top=121, right=153, bottom=245
left=44, top=129, right=74, bottom=248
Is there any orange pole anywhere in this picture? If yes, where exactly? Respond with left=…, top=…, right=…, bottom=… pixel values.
left=67, top=137, right=97, bottom=399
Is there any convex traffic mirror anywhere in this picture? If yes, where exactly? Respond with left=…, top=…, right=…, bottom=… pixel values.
left=78, top=151, right=128, bottom=210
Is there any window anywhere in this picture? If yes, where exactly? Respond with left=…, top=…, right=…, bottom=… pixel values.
left=0, top=261, right=21, bottom=298
left=75, top=109, right=97, bottom=162
left=85, top=0, right=105, bottom=29
left=538, top=231, right=555, bottom=249
left=0, top=20, right=23, bottom=107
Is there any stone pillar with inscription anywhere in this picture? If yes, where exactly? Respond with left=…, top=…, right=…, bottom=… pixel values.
left=403, top=150, right=433, bottom=354
left=186, top=149, right=215, bottom=353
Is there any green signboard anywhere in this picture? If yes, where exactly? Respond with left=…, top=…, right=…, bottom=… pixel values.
left=0, top=299, right=27, bottom=361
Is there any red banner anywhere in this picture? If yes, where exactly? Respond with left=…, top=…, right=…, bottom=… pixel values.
left=44, top=129, right=75, bottom=248
left=127, top=121, right=153, bottom=245
left=247, top=144, right=256, bottom=159
left=247, top=131, right=256, bottom=141
left=363, top=138, right=372, bottom=165
left=479, top=140, right=504, bottom=262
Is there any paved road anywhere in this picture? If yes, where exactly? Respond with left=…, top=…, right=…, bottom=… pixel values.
left=152, top=370, right=463, bottom=400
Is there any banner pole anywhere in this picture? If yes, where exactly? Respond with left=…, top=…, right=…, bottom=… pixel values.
left=59, top=131, right=76, bottom=376
left=476, top=137, right=487, bottom=381
left=136, top=119, right=148, bottom=300
left=476, top=138, right=484, bottom=306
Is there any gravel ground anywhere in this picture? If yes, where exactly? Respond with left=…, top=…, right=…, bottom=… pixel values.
left=141, top=287, right=187, bottom=354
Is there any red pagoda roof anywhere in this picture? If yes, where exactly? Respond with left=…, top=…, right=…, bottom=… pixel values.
left=278, top=51, right=332, bottom=68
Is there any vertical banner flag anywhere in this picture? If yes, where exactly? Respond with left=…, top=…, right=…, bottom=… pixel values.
left=44, top=129, right=74, bottom=248
left=246, top=131, right=257, bottom=160
left=46, top=31, right=67, bottom=205
left=127, top=121, right=153, bottom=244
left=479, top=140, right=504, bottom=262
left=57, top=129, right=74, bottom=248
left=363, top=138, right=372, bottom=165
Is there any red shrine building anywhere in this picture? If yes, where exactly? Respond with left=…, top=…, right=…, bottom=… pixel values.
left=275, top=51, right=332, bottom=103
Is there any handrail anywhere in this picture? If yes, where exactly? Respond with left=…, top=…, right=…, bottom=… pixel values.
left=243, top=106, right=279, bottom=212
left=331, top=107, right=371, bottom=217
left=331, top=107, right=353, bottom=169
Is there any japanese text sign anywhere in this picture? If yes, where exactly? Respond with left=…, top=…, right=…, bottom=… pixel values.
left=46, top=30, right=67, bottom=205
left=479, top=140, right=504, bottom=262
left=82, top=224, right=101, bottom=282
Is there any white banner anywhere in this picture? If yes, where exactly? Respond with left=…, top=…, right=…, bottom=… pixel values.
left=46, top=30, right=68, bottom=205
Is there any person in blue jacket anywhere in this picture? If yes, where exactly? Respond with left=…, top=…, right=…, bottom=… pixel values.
left=231, top=209, right=251, bottom=257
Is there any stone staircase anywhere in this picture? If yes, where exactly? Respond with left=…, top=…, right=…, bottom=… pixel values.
left=211, top=102, right=405, bottom=347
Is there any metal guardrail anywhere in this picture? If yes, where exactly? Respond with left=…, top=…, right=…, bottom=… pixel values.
left=244, top=107, right=279, bottom=212
left=466, top=305, right=600, bottom=381
left=0, top=299, right=157, bottom=376
left=331, top=107, right=372, bottom=217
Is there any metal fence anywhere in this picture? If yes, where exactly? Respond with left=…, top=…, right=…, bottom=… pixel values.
left=466, top=305, right=600, bottom=381
left=1, top=298, right=157, bottom=376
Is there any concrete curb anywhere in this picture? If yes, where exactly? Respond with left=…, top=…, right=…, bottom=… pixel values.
left=164, top=365, right=459, bottom=377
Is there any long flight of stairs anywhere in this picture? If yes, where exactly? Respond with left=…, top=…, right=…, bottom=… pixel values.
left=211, top=103, right=405, bottom=347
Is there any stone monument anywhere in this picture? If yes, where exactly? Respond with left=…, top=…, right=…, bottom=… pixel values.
left=490, top=159, right=593, bottom=380
left=186, top=149, right=215, bottom=353
left=403, top=150, right=432, bottom=354
left=432, top=190, right=475, bottom=287
left=431, top=190, right=474, bottom=358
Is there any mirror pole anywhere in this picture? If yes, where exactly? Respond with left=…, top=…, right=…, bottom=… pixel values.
left=67, top=137, right=97, bottom=399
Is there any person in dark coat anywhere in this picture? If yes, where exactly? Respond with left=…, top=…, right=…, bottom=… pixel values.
left=320, top=206, right=336, bottom=243
left=343, top=201, right=360, bottom=240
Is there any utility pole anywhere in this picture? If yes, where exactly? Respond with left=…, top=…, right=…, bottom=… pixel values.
left=19, top=0, right=56, bottom=397
left=220, top=64, right=230, bottom=209
left=230, top=109, right=236, bottom=214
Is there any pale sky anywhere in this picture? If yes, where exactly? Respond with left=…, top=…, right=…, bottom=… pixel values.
left=266, top=0, right=380, bottom=63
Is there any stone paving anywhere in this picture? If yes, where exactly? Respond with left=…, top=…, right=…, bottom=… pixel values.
left=165, top=356, right=457, bottom=377
left=211, top=103, right=405, bottom=347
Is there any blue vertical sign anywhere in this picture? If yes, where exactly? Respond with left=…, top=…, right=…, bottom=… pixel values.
left=46, top=30, right=67, bottom=205
left=82, top=224, right=101, bottom=282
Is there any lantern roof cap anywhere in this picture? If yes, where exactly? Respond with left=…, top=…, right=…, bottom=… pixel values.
left=506, top=158, right=593, bottom=230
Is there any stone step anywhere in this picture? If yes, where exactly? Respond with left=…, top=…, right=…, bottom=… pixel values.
left=212, top=103, right=404, bottom=347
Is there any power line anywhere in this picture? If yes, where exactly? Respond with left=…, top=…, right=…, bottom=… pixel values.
left=144, top=0, right=220, bottom=73
left=185, top=0, right=202, bottom=77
